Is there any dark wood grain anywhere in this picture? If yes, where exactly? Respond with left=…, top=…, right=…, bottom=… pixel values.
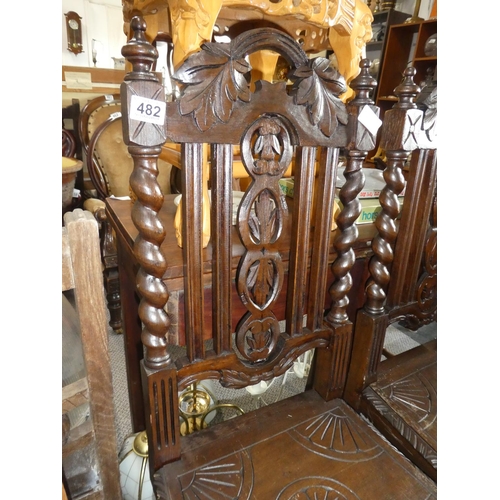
left=62, top=210, right=122, bottom=499
left=118, top=16, right=436, bottom=495
left=345, top=67, right=438, bottom=479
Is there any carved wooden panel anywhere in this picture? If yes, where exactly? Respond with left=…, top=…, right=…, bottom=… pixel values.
left=153, top=392, right=437, bottom=499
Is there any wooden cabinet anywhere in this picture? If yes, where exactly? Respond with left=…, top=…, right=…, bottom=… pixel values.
left=375, top=19, right=437, bottom=114
left=368, top=19, right=437, bottom=158
left=365, top=9, right=408, bottom=85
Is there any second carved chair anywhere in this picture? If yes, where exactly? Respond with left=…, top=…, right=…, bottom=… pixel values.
left=345, top=69, right=437, bottom=480
left=119, top=17, right=437, bottom=498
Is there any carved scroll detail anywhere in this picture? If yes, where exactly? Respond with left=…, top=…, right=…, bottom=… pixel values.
left=173, top=29, right=347, bottom=135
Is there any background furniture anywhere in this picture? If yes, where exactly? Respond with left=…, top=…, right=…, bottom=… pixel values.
left=345, top=68, right=437, bottom=480
left=364, top=8, right=408, bottom=86
left=118, top=17, right=436, bottom=497
left=79, top=94, right=173, bottom=333
left=62, top=209, right=122, bottom=499
left=122, top=0, right=374, bottom=101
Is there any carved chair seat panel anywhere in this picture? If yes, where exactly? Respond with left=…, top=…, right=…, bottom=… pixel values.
left=362, top=340, right=437, bottom=471
left=155, top=391, right=437, bottom=499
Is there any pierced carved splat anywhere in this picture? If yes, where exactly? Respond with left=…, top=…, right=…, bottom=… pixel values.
left=235, top=116, right=291, bottom=363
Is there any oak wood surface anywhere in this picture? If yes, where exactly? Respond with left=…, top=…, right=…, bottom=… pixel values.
left=155, top=391, right=437, bottom=498
left=118, top=18, right=437, bottom=495
left=62, top=210, right=122, bottom=500
left=344, top=68, right=437, bottom=480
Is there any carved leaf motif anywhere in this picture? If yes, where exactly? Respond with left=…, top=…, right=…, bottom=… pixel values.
left=291, top=58, right=348, bottom=137
left=174, top=43, right=251, bottom=131
left=247, top=259, right=276, bottom=307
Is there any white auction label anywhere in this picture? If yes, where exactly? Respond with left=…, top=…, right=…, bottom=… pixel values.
left=130, top=95, right=166, bottom=125
left=358, top=105, right=382, bottom=136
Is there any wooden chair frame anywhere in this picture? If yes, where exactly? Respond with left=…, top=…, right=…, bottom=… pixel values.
left=116, top=16, right=437, bottom=498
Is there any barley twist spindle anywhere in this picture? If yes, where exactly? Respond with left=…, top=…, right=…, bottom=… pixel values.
left=121, top=16, right=171, bottom=368
left=327, top=59, right=379, bottom=324
left=365, top=66, right=421, bottom=314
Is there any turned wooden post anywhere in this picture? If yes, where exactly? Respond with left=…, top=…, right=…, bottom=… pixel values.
left=344, top=67, right=425, bottom=408
left=121, top=16, right=181, bottom=471
left=314, top=59, right=380, bottom=400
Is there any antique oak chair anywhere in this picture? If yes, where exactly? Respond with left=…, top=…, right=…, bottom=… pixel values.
left=79, top=94, right=173, bottom=333
left=344, top=69, right=437, bottom=481
left=120, top=16, right=437, bottom=498
left=62, top=209, right=122, bottom=499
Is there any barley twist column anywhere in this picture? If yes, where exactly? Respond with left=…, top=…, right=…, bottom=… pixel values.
left=327, top=59, right=380, bottom=324
left=121, top=16, right=171, bottom=369
left=365, top=67, right=422, bottom=314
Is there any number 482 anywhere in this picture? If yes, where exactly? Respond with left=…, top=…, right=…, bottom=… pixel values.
left=136, top=102, right=161, bottom=117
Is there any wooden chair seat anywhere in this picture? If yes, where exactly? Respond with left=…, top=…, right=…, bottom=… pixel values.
left=155, top=390, right=436, bottom=498
left=360, top=341, right=437, bottom=478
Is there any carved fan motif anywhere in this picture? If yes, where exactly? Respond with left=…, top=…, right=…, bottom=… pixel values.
left=277, top=477, right=361, bottom=500
left=386, top=369, right=437, bottom=428
left=178, top=450, right=254, bottom=499
left=290, top=407, right=383, bottom=461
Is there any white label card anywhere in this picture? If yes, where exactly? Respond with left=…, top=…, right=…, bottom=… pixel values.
left=130, top=95, right=166, bottom=125
left=358, top=105, right=382, bottom=136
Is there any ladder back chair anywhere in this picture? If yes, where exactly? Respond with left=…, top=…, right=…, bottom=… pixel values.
left=62, top=209, right=122, bottom=499
left=345, top=68, right=437, bottom=481
left=120, top=16, right=437, bottom=498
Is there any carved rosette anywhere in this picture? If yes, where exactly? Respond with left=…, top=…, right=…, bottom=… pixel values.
left=235, top=116, right=291, bottom=362
left=277, top=477, right=361, bottom=500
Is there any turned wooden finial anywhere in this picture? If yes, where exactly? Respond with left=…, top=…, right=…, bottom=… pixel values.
left=393, top=66, right=421, bottom=109
left=349, top=58, right=378, bottom=104
left=122, top=16, right=159, bottom=82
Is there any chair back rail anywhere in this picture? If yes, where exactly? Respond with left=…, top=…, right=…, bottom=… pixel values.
left=121, top=16, right=380, bottom=471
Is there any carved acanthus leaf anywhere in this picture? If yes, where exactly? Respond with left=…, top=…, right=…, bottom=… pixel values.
left=174, top=43, right=251, bottom=131
left=291, top=57, right=348, bottom=137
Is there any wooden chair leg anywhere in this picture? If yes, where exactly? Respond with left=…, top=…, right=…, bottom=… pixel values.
left=96, top=208, right=122, bottom=333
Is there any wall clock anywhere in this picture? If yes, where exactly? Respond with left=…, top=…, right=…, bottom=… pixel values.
left=65, top=11, right=83, bottom=55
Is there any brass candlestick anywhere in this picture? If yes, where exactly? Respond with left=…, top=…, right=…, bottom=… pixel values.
left=405, top=0, right=424, bottom=23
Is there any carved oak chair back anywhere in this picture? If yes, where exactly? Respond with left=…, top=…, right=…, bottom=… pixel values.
left=120, top=17, right=437, bottom=498
left=62, top=209, right=122, bottom=499
left=344, top=67, right=437, bottom=480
